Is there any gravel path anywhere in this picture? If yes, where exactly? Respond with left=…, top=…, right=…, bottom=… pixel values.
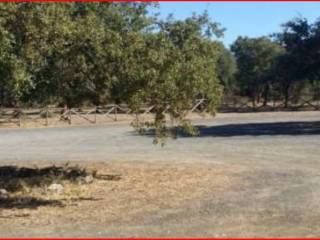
left=1, top=111, right=320, bottom=237
left=0, top=111, right=319, bottom=168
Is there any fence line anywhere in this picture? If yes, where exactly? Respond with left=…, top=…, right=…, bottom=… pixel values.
left=218, top=97, right=320, bottom=113
left=1, top=98, right=319, bottom=127
left=0, top=100, right=206, bottom=127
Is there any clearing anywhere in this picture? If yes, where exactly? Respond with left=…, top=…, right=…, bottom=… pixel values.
left=0, top=111, right=320, bottom=237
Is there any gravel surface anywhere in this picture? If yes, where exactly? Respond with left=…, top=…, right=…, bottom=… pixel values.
left=0, top=111, right=320, bottom=237
left=0, top=111, right=319, bottom=167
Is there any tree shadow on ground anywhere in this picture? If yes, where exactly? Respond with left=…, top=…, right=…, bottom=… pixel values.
left=0, top=196, right=104, bottom=211
left=139, top=121, right=320, bottom=138
left=0, top=165, right=91, bottom=192
left=192, top=121, right=320, bottom=137
left=0, top=196, right=63, bottom=210
left=0, top=165, right=120, bottom=211
left=0, top=166, right=77, bottom=210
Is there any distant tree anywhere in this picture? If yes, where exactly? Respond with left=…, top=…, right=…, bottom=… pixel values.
left=231, top=36, right=284, bottom=107
left=273, top=17, right=312, bottom=107
left=307, top=19, right=320, bottom=100
left=304, top=18, right=320, bottom=99
left=0, top=21, right=13, bottom=105
left=215, top=42, right=237, bottom=96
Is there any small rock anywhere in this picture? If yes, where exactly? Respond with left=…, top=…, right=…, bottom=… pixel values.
left=0, top=189, right=8, bottom=195
left=48, top=183, right=64, bottom=194
left=76, top=175, right=94, bottom=184
left=0, top=189, right=8, bottom=198
left=84, top=175, right=94, bottom=184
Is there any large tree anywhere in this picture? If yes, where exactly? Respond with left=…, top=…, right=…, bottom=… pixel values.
left=127, top=13, right=224, bottom=143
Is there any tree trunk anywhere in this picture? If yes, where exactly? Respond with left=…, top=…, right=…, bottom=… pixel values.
left=284, top=86, right=290, bottom=108
left=0, top=86, right=3, bottom=106
left=252, top=96, right=256, bottom=108
left=252, top=88, right=257, bottom=108
left=263, top=84, right=269, bottom=106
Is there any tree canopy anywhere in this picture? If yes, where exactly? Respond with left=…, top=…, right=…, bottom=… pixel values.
left=0, top=3, right=224, bottom=142
left=229, top=17, right=320, bottom=107
left=231, top=36, right=284, bottom=106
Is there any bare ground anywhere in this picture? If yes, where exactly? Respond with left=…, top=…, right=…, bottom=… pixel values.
left=0, top=111, right=320, bottom=237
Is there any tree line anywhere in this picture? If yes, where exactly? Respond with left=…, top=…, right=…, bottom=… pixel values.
left=0, top=3, right=319, bottom=140
left=230, top=18, right=320, bottom=108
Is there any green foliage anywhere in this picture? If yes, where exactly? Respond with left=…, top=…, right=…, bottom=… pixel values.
left=127, top=13, right=224, bottom=143
left=3, top=3, right=318, bottom=141
left=272, top=17, right=320, bottom=106
left=0, top=3, right=223, bottom=141
left=229, top=17, right=320, bottom=108
left=231, top=36, right=284, bottom=105
left=215, top=42, right=237, bottom=95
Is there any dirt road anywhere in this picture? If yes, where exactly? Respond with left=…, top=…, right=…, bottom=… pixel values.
left=0, top=111, right=320, bottom=237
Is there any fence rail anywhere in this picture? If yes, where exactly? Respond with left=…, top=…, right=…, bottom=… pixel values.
left=218, top=97, right=320, bottom=113
left=1, top=98, right=319, bottom=127
left=0, top=99, right=207, bottom=127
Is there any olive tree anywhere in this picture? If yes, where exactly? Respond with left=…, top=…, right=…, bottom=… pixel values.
left=128, top=14, right=224, bottom=143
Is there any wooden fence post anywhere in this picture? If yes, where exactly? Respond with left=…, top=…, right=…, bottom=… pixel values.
left=45, top=106, right=49, bottom=126
left=68, top=110, right=71, bottom=125
left=18, top=110, right=21, bottom=127
left=115, top=105, right=118, bottom=121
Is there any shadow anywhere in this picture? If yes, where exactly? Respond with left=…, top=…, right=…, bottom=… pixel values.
left=139, top=121, right=320, bottom=138
left=0, top=165, right=89, bottom=179
left=65, top=197, right=104, bottom=202
left=192, top=121, right=320, bottom=137
left=0, top=196, right=63, bottom=210
left=96, top=174, right=121, bottom=181
left=0, top=165, right=120, bottom=211
left=0, top=165, right=96, bottom=211
left=0, top=165, right=93, bottom=192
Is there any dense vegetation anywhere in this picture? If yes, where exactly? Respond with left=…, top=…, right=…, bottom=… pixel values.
left=0, top=3, right=320, bottom=139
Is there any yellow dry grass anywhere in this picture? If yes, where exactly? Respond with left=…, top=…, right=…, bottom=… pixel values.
left=0, top=161, right=237, bottom=227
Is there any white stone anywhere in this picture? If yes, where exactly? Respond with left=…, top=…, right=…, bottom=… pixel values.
left=48, top=183, right=64, bottom=194
left=84, top=175, right=94, bottom=184
left=0, top=189, right=8, bottom=198
left=76, top=175, right=94, bottom=184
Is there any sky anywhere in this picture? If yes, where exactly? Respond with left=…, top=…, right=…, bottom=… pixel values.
left=157, top=2, right=320, bottom=47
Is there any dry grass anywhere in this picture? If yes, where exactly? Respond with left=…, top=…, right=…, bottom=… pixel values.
left=0, top=162, right=237, bottom=228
